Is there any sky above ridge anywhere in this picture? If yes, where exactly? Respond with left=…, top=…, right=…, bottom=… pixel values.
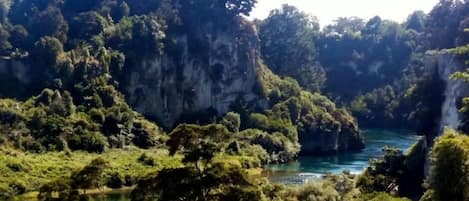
left=249, top=0, right=439, bottom=26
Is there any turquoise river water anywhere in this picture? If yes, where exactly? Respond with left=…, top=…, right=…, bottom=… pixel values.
left=263, top=129, right=421, bottom=184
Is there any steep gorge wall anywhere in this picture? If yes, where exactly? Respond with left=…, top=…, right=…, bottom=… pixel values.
left=125, top=21, right=262, bottom=127
left=0, top=20, right=364, bottom=156
left=423, top=50, right=468, bottom=175
left=123, top=20, right=365, bottom=155
left=425, top=50, right=468, bottom=133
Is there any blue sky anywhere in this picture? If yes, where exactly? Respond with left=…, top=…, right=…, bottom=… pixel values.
left=249, top=0, right=439, bottom=26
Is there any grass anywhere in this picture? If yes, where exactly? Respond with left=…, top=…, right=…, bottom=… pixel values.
left=17, top=187, right=134, bottom=201
left=0, top=146, right=183, bottom=195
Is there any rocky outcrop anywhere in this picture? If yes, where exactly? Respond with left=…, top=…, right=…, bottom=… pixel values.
left=425, top=50, right=468, bottom=133
left=300, top=129, right=364, bottom=155
left=122, top=18, right=365, bottom=156
left=299, top=118, right=364, bottom=155
left=423, top=50, right=469, bottom=176
left=125, top=20, right=261, bottom=127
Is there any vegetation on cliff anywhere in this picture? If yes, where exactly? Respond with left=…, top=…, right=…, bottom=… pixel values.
left=420, top=129, right=469, bottom=201
left=0, top=0, right=467, bottom=201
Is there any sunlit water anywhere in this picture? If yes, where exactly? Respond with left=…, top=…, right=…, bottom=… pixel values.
left=263, top=129, right=422, bottom=184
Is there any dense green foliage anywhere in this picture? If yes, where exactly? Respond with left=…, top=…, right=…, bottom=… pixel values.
left=255, top=65, right=364, bottom=155
left=0, top=148, right=181, bottom=199
left=259, top=5, right=325, bottom=92
left=257, top=0, right=469, bottom=130
left=0, top=87, right=166, bottom=153
left=0, top=0, right=466, bottom=201
left=357, top=139, right=426, bottom=198
left=257, top=6, right=425, bottom=128
left=420, top=129, right=469, bottom=201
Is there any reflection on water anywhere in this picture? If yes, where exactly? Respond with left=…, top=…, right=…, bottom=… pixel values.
left=89, top=191, right=131, bottom=201
left=265, top=129, right=422, bottom=184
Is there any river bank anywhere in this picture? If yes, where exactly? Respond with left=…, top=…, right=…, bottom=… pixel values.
left=264, top=129, right=421, bottom=184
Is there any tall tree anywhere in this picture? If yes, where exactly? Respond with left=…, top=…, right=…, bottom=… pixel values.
left=405, top=11, right=426, bottom=32
left=259, top=4, right=325, bottom=92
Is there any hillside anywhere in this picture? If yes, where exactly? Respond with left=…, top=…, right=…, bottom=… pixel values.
left=0, top=0, right=469, bottom=201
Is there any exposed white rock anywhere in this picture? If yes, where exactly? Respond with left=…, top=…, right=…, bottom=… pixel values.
left=425, top=50, right=467, bottom=132
left=125, top=22, right=261, bottom=127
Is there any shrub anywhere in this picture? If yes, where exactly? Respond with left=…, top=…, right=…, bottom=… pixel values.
left=422, top=129, right=469, bottom=201
left=138, top=153, right=155, bottom=166
left=132, top=118, right=164, bottom=149
left=88, top=108, right=105, bottom=124
left=124, top=175, right=136, bottom=187
left=9, top=181, right=26, bottom=195
left=68, top=130, right=107, bottom=153
left=107, top=172, right=124, bottom=189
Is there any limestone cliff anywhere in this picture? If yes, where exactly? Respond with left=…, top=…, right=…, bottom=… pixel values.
left=125, top=20, right=261, bottom=127
left=299, top=123, right=364, bottom=155
left=423, top=50, right=469, bottom=175
left=425, top=50, right=468, bottom=133
left=0, top=19, right=365, bottom=156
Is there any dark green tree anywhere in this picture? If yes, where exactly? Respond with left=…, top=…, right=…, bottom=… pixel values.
left=405, top=11, right=426, bottom=32
left=31, top=36, right=64, bottom=70
left=132, top=124, right=263, bottom=201
left=422, top=129, right=469, bottom=201
left=221, top=112, right=241, bottom=133
left=259, top=4, right=325, bottom=92
left=69, top=11, right=108, bottom=39
left=71, top=157, right=109, bottom=193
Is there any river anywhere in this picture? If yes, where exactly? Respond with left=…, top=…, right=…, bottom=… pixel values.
left=263, top=129, right=421, bottom=184
left=67, top=129, right=420, bottom=200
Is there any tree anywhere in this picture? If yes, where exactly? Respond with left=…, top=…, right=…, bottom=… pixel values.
left=177, top=0, right=257, bottom=31
left=111, top=1, right=129, bottom=21
left=107, top=172, right=124, bottom=189
left=259, top=4, right=325, bottom=92
left=423, top=129, right=469, bottom=201
left=324, top=17, right=365, bottom=34
left=38, top=179, right=79, bottom=201
left=221, top=112, right=241, bottom=133
left=132, top=123, right=265, bottom=201
left=425, top=0, right=466, bottom=49
left=225, top=0, right=258, bottom=16
left=69, top=11, right=108, bottom=39
left=71, top=157, right=109, bottom=193
left=30, top=6, right=69, bottom=43
left=167, top=124, right=232, bottom=172
left=32, top=36, right=64, bottom=70
left=405, top=11, right=426, bottom=32
left=9, top=25, right=29, bottom=50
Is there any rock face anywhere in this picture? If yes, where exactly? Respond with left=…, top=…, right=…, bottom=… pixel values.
left=300, top=130, right=364, bottom=155
left=124, top=19, right=365, bottom=155
left=125, top=21, right=261, bottom=127
left=423, top=50, right=469, bottom=175
left=425, top=50, right=468, bottom=132
left=300, top=121, right=364, bottom=155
